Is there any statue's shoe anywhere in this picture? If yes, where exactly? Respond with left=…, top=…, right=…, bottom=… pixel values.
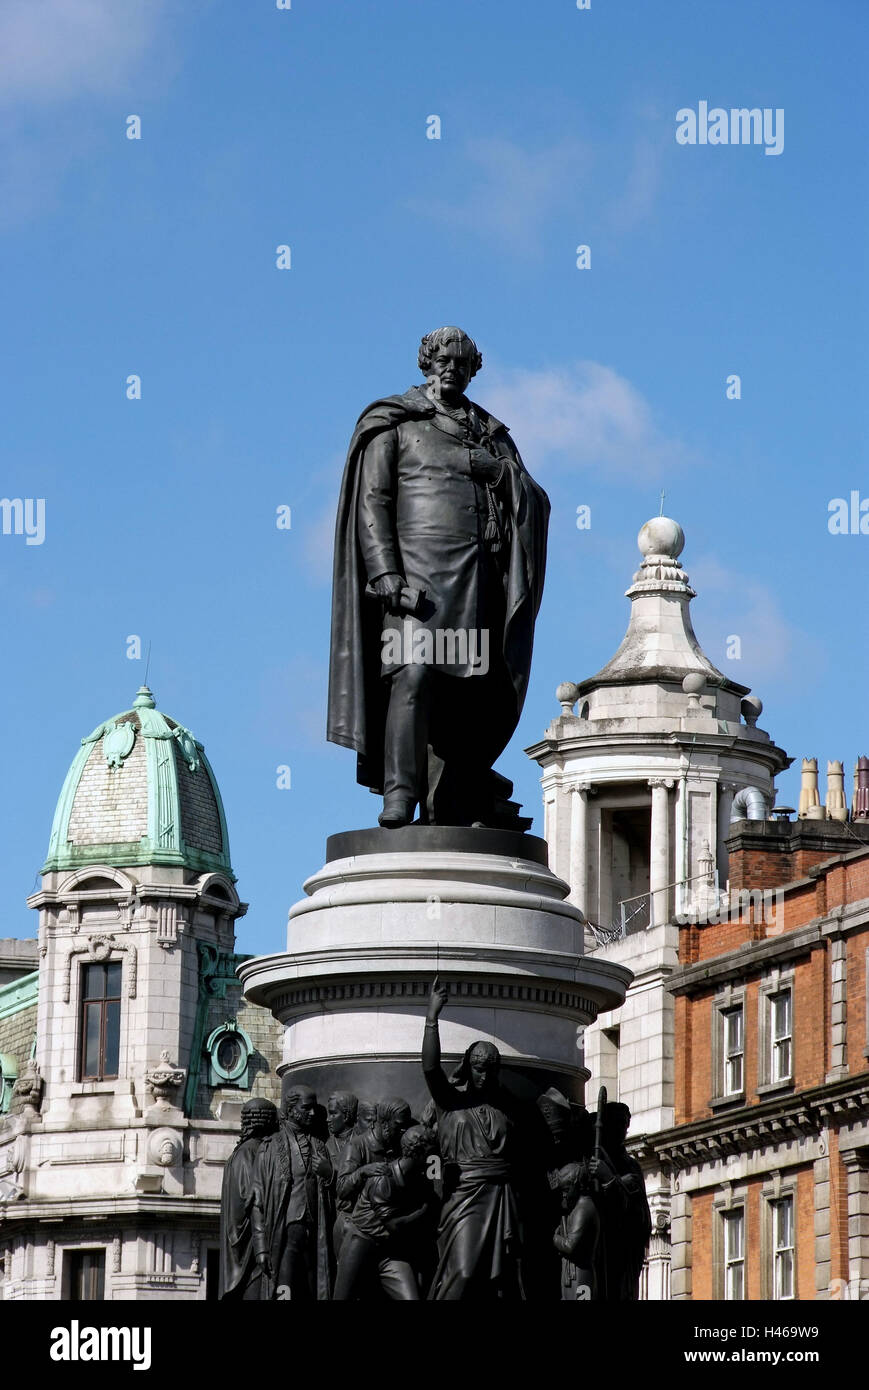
left=378, top=796, right=415, bottom=828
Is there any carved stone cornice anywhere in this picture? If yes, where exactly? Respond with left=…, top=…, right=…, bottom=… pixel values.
left=651, top=1075, right=869, bottom=1171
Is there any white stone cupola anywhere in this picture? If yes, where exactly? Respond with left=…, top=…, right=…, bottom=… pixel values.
left=526, top=517, right=791, bottom=936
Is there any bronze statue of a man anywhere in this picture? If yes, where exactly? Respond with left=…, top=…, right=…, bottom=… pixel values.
left=251, top=1086, right=333, bottom=1300
left=328, top=327, right=549, bottom=828
left=219, top=1098, right=279, bottom=1300
left=325, top=1090, right=360, bottom=1261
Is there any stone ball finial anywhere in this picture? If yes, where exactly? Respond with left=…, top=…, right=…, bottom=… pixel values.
left=682, top=672, right=705, bottom=709
left=638, top=516, right=685, bottom=559
left=741, top=695, right=763, bottom=727
left=556, top=681, right=579, bottom=715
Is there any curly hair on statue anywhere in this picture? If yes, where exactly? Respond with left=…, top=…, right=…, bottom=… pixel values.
left=417, top=326, right=483, bottom=380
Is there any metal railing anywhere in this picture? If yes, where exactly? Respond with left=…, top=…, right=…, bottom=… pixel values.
left=586, top=869, right=719, bottom=947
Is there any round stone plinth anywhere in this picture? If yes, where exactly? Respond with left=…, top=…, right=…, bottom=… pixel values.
left=240, top=832, right=631, bottom=1109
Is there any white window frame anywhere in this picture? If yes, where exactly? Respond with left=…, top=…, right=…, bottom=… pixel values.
left=722, top=1208, right=745, bottom=1301
left=769, top=989, right=792, bottom=1084
left=771, top=1196, right=795, bottom=1300
left=722, top=1006, right=744, bottom=1096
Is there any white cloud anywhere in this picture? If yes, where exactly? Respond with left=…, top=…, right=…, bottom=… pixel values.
left=688, top=556, right=823, bottom=685
left=406, top=137, right=591, bottom=256
left=483, top=360, right=692, bottom=479
left=608, top=131, right=665, bottom=234
left=0, top=0, right=163, bottom=105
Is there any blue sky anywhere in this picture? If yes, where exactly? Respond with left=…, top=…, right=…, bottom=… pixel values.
left=1, top=0, right=867, bottom=955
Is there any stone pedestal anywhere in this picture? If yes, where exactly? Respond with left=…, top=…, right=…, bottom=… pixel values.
left=240, top=827, right=631, bottom=1111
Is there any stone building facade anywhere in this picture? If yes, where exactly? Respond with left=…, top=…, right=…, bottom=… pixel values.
left=0, top=687, right=282, bottom=1301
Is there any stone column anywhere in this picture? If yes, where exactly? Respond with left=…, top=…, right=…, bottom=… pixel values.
left=842, top=1149, right=869, bottom=1294
left=716, top=782, right=735, bottom=888
left=648, top=779, right=673, bottom=927
left=814, top=1152, right=832, bottom=1297
left=670, top=1188, right=692, bottom=1300
left=599, top=811, right=613, bottom=928
left=586, top=798, right=602, bottom=924
left=827, top=936, right=848, bottom=1082
left=568, top=783, right=592, bottom=913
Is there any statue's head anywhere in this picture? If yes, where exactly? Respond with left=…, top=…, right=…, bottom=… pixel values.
left=603, top=1101, right=631, bottom=1147
left=400, top=1124, right=436, bottom=1168
left=555, top=1160, right=585, bottom=1209
left=241, top=1098, right=279, bottom=1143
left=375, top=1097, right=413, bottom=1151
left=356, top=1098, right=377, bottom=1131
left=467, top=1041, right=500, bottom=1094
left=282, top=1085, right=317, bottom=1132
left=418, top=326, right=482, bottom=404
left=326, top=1091, right=358, bottom=1136
left=537, top=1087, right=571, bottom=1143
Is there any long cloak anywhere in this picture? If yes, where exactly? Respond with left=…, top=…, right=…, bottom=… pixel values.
left=219, top=1136, right=263, bottom=1299
left=424, top=1049, right=523, bottom=1300
left=327, top=385, right=549, bottom=792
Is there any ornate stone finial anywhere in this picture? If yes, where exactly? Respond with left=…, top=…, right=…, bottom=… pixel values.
left=145, top=1050, right=186, bottom=1107
left=638, top=516, right=684, bottom=560
left=698, top=838, right=715, bottom=885
left=682, top=672, right=705, bottom=708
left=798, top=757, right=824, bottom=820
left=132, top=685, right=156, bottom=710
left=556, top=681, right=579, bottom=715
left=627, top=517, right=694, bottom=597
left=741, top=695, right=763, bottom=728
left=826, top=761, right=848, bottom=823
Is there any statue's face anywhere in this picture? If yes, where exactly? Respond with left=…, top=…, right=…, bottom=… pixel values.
left=357, top=1100, right=377, bottom=1130
left=286, top=1089, right=316, bottom=1131
left=427, top=341, right=475, bottom=403
left=469, top=1045, right=498, bottom=1092
left=326, top=1098, right=350, bottom=1135
left=378, top=1108, right=409, bottom=1150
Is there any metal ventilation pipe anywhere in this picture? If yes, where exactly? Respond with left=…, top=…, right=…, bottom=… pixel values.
left=730, top=786, right=768, bottom=821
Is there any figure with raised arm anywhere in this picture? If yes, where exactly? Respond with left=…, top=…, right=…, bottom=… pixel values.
left=422, top=977, right=523, bottom=1300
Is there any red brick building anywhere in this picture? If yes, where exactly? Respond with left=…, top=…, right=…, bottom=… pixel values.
left=653, top=817, right=869, bottom=1300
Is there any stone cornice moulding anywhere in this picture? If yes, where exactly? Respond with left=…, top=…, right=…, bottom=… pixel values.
left=62, top=934, right=138, bottom=1003
left=649, top=1075, right=869, bottom=1171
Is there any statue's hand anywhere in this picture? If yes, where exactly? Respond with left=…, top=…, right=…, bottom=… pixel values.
left=427, top=975, right=449, bottom=1022
left=256, top=1253, right=273, bottom=1279
left=468, top=448, right=503, bottom=483
left=371, top=572, right=405, bottom=612
left=361, top=1162, right=389, bottom=1179
left=312, top=1151, right=331, bottom=1180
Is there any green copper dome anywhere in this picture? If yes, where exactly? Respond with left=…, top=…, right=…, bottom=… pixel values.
left=43, top=687, right=234, bottom=877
